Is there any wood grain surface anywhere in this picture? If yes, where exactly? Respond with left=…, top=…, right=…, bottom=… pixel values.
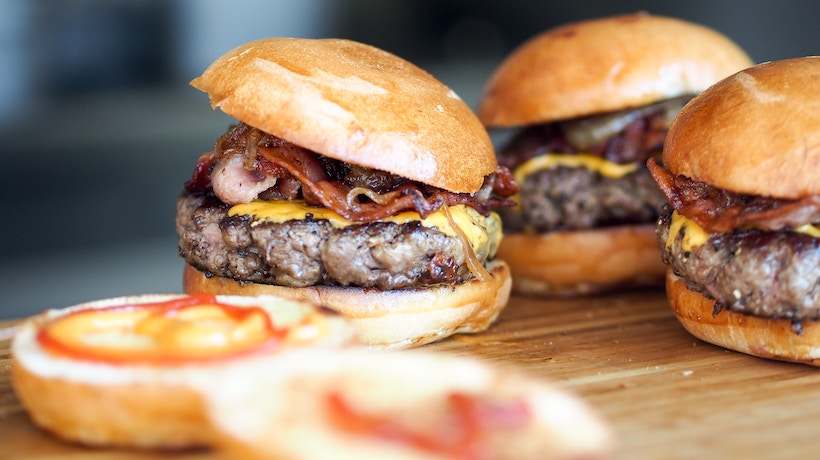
left=3, top=289, right=819, bottom=459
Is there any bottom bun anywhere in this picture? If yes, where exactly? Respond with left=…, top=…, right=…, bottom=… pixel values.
left=666, top=271, right=820, bottom=366
left=496, top=224, right=666, bottom=296
left=11, top=362, right=207, bottom=449
left=183, top=260, right=512, bottom=350
left=194, top=348, right=614, bottom=460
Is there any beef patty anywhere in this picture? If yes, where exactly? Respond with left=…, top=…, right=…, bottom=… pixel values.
left=657, top=204, right=820, bottom=321
left=176, top=191, right=497, bottom=290
left=501, top=166, right=666, bottom=233
left=496, top=98, right=680, bottom=234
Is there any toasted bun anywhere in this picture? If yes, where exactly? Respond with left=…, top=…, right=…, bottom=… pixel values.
left=183, top=261, right=512, bottom=349
left=190, top=37, right=496, bottom=193
left=666, top=271, right=820, bottom=366
left=11, top=294, right=358, bottom=448
left=496, top=225, right=666, bottom=296
left=663, top=56, right=820, bottom=199
left=194, top=348, right=614, bottom=460
left=11, top=361, right=208, bottom=450
left=478, top=13, right=753, bottom=127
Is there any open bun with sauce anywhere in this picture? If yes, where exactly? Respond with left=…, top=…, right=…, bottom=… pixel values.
left=10, top=293, right=358, bottom=449
left=194, top=348, right=614, bottom=460
left=177, top=37, right=517, bottom=349
left=648, top=57, right=820, bottom=365
left=477, top=13, right=753, bottom=296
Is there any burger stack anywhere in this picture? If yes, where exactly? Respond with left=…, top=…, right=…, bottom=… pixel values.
left=648, top=56, right=820, bottom=365
left=476, top=13, right=753, bottom=295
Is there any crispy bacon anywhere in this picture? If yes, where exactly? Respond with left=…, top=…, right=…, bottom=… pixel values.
left=486, top=164, right=518, bottom=199
left=647, top=158, right=820, bottom=233
left=260, top=143, right=467, bottom=221
left=195, top=123, right=517, bottom=222
left=184, top=152, right=216, bottom=193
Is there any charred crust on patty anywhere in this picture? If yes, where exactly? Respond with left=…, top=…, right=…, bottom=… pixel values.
left=656, top=205, right=820, bottom=322
left=177, top=190, right=491, bottom=290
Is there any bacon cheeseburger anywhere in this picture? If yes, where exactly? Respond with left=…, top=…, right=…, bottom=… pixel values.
left=176, top=38, right=518, bottom=349
left=477, top=13, right=752, bottom=295
left=648, top=57, right=820, bottom=365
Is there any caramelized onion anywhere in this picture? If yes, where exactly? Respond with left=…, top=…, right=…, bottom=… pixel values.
left=564, top=96, right=689, bottom=151
left=244, top=128, right=261, bottom=171
left=346, top=187, right=400, bottom=209
left=441, top=202, right=490, bottom=283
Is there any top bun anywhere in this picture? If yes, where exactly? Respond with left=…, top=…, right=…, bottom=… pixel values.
left=478, top=13, right=753, bottom=127
left=664, top=57, right=820, bottom=198
left=191, top=38, right=497, bottom=194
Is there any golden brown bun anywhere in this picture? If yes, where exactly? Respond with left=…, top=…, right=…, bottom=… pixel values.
left=11, top=362, right=208, bottom=450
left=183, top=262, right=511, bottom=350
left=11, top=294, right=359, bottom=448
left=666, top=271, right=820, bottom=366
left=478, top=13, right=753, bottom=127
left=497, top=225, right=666, bottom=296
left=183, top=261, right=512, bottom=350
left=195, top=348, right=614, bottom=460
left=663, top=56, right=820, bottom=198
left=191, top=37, right=496, bottom=194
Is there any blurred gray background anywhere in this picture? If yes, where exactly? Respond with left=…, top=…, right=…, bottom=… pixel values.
left=1, top=0, right=817, bottom=319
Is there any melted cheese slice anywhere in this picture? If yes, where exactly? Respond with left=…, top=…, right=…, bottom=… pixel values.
left=666, top=211, right=710, bottom=252
left=512, top=153, right=639, bottom=186
left=667, top=210, right=820, bottom=252
left=229, top=201, right=502, bottom=256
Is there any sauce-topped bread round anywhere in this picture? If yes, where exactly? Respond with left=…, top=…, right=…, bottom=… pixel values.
left=11, top=293, right=358, bottom=448
left=194, top=348, right=614, bottom=460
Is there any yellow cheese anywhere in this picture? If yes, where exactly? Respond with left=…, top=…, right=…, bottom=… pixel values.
left=512, top=153, right=639, bottom=186
left=667, top=211, right=710, bottom=252
left=795, top=223, right=820, bottom=238
left=228, top=201, right=502, bottom=256
left=666, top=211, right=820, bottom=253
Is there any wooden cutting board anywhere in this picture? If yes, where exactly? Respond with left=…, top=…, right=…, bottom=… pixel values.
left=3, top=290, right=819, bottom=459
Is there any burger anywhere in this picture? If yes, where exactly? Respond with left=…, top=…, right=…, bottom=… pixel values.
left=476, top=13, right=753, bottom=295
left=176, top=38, right=518, bottom=349
left=648, top=57, right=820, bottom=365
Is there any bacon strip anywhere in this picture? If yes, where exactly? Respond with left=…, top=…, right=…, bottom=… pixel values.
left=647, top=158, right=820, bottom=233
left=256, top=145, right=515, bottom=222
left=184, top=152, right=216, bottom=193
left=188, top=123, right=517, bottom=221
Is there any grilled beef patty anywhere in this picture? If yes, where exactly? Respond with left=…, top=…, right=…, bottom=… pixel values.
left=503, top=165, right=665, bottom=233
left=176, top=191, right=494, bottom=290
left=656, top=204, right=820, bottom=321
left=497, top=98, right=683, bottom=233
